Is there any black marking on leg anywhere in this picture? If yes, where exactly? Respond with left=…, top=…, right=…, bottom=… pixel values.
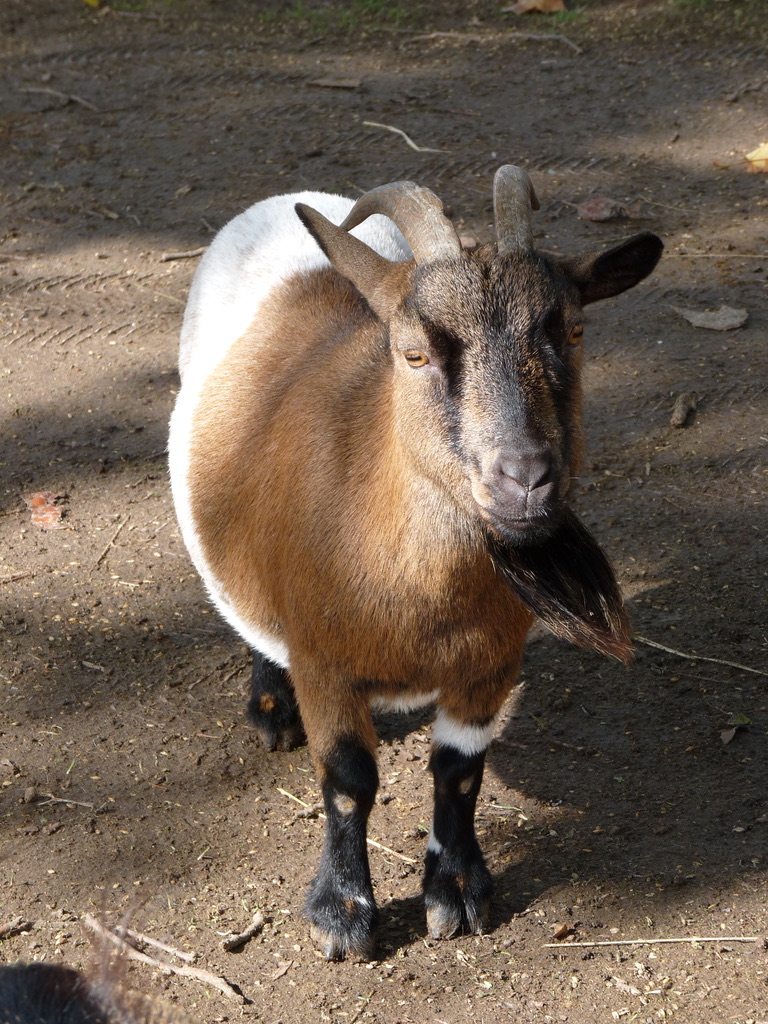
left=423, top=744, right=492, bottom=939
left=247, top=651, right=304, bottom=751
left=305, top=738, right=379, bottom=960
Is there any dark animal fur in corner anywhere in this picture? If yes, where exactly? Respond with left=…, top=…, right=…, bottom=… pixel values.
left=487, top=508, right=633, bottom=663
left=0, top=959, right=189, bottom=1024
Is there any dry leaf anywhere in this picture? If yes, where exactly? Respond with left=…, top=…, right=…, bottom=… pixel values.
left=746, top=141, right=768, bottom=173
left=506, top=0, right=567, bottom=12
left=674, top=305, right=748, bottom=331
left=577, top=197, right=643, bottom=222
left=552, top=923, right=572, bottom=941
left=24, top=491, right=66, bottom=530
left=270, top=960, right=293, bottom=981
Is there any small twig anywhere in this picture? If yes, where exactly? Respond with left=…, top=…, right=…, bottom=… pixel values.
left=36, top=792, right=94, bottom=809
left=83, top=916, right=244, bottom=1003
left=636, top=635, right=768, bottom=677
left=404, top=30, right=483, bottom=42
left=668, top=252, right=766, bottom=259
left=277, top=787, right=312, bottom=809
left=1, top=570, right=36, bottom=584
left=349, top=988, right=376, bottom=1024
left=159, top=247, right=207, bottom=263
left=18, top=86, right=99, bottom=112
left=366, top=837, right=417, bottom=863
left=362, top=121, right=447, bottom=154
left=544, top=935, right=761, bottom=949
left=103, top=7, right=161, bottom=18
left=508, top=31, right=582, bottom=54
left=405, top=28, right=582, bottom=54
left=82, top=660, right=107, bottom=673
left=542, top=737, right=595, bottom=755
left=713, top=158, right=750, bottom=170
left=221, top=665, right=246, bottom=685
left=278, top=788, right=417, bottom=864
left=115, top=924, right=197, bottom=963
left=95, top=517, right=128, bottom=568
left=223, top=911, right=266, bottom=952
left=0, top=917, right=33, bottom=939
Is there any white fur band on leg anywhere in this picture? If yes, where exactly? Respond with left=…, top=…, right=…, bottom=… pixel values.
left=427, top=824, right=443, bottom=855
left=432, top=709, right=498, bottom=757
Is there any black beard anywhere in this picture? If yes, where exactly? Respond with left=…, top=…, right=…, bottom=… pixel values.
left=486, top=506, right=633, bottom=663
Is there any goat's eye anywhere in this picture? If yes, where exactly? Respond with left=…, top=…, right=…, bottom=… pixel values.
left=568, top=325, right=584, bottom=346
left=403, top=351, right=429, bottom=367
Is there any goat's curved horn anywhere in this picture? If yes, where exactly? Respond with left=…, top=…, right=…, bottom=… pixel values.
left=340, top=181, right=461, bottom=263
left=493, top=165, right=540, bottom=256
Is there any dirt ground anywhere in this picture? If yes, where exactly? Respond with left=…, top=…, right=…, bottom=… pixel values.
left=1, top=1, right=767, bottom=1021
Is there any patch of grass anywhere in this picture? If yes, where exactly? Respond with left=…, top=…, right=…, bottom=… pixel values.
left=256, top=0, right=420, bottom=34
left=105, top=0, right=176, bottom=11
left=566, top=0, right=768, bottom=48
left=547, top=6, right=587, bottom=26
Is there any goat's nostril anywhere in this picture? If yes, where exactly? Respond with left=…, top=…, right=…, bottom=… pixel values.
left=498, top=452, right=553, bottom=492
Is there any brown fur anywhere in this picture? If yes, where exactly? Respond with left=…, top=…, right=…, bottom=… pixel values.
left=188, top=265, right=534, bottom=758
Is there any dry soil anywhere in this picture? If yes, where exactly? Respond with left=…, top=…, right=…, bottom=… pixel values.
left=1, top=2, right=767, bottom=1023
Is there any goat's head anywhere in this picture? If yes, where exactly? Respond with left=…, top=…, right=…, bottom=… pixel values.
left=296, top=167, right=662, bottom=548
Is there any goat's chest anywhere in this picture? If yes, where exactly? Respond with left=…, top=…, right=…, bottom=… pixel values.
left=295, top=543, right=534, bottom=689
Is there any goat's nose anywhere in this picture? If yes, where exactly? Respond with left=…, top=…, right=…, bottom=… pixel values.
left=496, top=451, right=554, bottom=494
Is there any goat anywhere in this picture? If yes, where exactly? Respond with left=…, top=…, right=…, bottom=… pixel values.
left=168, top=166, right=662, bottom=961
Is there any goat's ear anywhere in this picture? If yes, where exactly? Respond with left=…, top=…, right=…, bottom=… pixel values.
left=559, top=231, right=663, bottom=306
left=295, top=203, right=409, bottom=320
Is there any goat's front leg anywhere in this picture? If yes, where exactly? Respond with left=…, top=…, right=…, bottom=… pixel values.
left=423, top=709, right=496, bottom=939
left=293, top=676, right=380, bottom=961
left=306, top=736, right=379, bottom=960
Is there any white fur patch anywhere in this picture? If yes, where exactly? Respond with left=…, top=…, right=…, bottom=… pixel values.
left=178, top=191, right=410, bottom=386
left=370, top=689, right=440, bottom=714
left=432, top=709, right=499, bottom=757
left=427, top=825, right=443, bottom=855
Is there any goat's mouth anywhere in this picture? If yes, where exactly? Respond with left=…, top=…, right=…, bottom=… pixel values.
left=468, top=462, right=566, bottom=546
left=477, top=503, right=564, bottom=548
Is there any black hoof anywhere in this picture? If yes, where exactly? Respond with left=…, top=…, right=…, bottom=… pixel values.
left=305, top=887, right=378, bottom=961
left=247, top=652, right=305, bottom=751
left=423, top=851, right=492, bottom=939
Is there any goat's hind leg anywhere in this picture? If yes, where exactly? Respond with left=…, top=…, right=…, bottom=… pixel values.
left=423, top=711, right=495, bottom=939
left=247, top=651, right=305, bottom=751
